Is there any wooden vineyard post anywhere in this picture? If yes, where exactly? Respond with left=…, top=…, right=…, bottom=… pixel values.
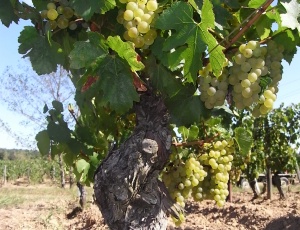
left=266, top=168, right=272, bottom=200
left=227, top=179, right=233, bottom=202
left=3, top=165, right=7, bottom=185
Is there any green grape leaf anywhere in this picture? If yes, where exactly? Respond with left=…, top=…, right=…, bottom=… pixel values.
left=167, top=93, right=208, bottom=126
left=255, top=15, right=272, bottom=40
left=248, top=0, right=266, bottom=8
left=234, top=127, right=253, bottom=156
left=43, top=104, right=49, bottom=113
left=47, top=121, right=72, bottom=142
left=178, top=126, right=189, bottom=142
left=35, top=130, right=50, bottom=156
left=107, top=36, right=145, bottom=72
left=273, top=29, right=299, bottom=64
left=0, top=0, right=19, bottom=27
left=95, top=55, right=140, bottom=113
left=155, top=0, right=225, bottom=83
left=75, top=158, right=90, bottom=182
left=32, top=0, right=48, bottom=11
left=280, top=0, right=300, bottom=32
left=145, top=55, right=182, bottom=97
left=52, top=100, right=64, bottom=113
left=188, top=125, right=199, bottom=141
left=69, top=33, right=108, bottom=69
left=18, top=26, right=65, bottom=74
left=69, top=0, right=116, bottom=20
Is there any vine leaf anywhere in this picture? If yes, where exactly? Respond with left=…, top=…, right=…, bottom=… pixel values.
left=35, top=130, right=50, bottom=156
left=94, top=55, right=140, bottom=113
left=234, top=127, right=253, bottom=156
left=155, top=0, right=225, bottom=83
left=107, top=36, right=145, bottom=72
left=69, top=0, right=116, bottom=20
left=75, top=159, right=90, bottom=182
left=18, top=26, right=65, bottom=74
left=280, top=0, right=300, bottom=32
left=0, top=0, right=19, bottom=27
left=69, top=32, right=108, bottom=69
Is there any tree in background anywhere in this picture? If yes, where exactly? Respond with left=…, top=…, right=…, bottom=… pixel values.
left=1, top=0, right=300, bottom=229
left=0, top=62, right=75, bottom=187
left=0, top=62, right=75, bottom=149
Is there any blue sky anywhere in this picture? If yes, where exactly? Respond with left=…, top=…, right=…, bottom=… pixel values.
left=0, top=2, right=300, bottom=149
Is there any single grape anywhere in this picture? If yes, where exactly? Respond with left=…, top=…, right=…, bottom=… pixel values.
left=63, top=7, right=74, bottom=19
left=57, top=16, right=69, bottom=29
left=147, top=0, right=158, bottom=11
left=124, top=10, right=134, bottom=21
left=137, top=21, right=150, bottom=33
left=127, top=2, right=138, bottom=11
left=207, top=87, right=216, bottom=96
left=47, top=2, right=56, bottom=10
left=47, top=9, right=58, bottom=20
left=68, top=21, right=77, bottom=30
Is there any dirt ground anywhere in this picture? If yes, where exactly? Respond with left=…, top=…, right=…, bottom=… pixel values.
left=0, top=181, right=300, bottom=230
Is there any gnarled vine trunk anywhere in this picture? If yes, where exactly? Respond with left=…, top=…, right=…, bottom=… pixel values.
left=94, top=91, right=180, bottom=230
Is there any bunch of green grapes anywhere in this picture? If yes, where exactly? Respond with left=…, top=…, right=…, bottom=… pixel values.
left=228, top=40, right=284, bottom=116
left=198, top=63, right=229, bottom=109
left=40, top=1, right=78, bottom=30
left=251, top=40, right=284, bottom=117
left=162, top=139, right=234, bottom=225
left=197, top=139, right=234, bottom=207
left=116, top=0, right=159, bottom=48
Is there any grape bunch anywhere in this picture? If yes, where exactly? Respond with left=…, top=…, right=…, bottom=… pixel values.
left=198, top=40, right=284, bottom=117
left=40, top=1, right=79, bottom=31
left=162, top=139, right=234, bottom=225
left=198, top=64, right=229, bottom=109
left=116, top=0, right=159, bottom=48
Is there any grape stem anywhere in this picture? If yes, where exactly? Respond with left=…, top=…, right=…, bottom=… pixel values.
left=225, top=0, right=275, bottom=51
left=172, top=133, right=219, bottom=147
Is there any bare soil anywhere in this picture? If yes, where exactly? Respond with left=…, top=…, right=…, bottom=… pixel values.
left=0, top=180, right=300, bottom=230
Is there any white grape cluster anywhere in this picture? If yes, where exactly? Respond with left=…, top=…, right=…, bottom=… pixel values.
left=198, top=139, right=234, bottom=207
left=117, top=0, right=159, bottom=48
left=228, top=41, right=271, bottom=112
left=198, top=40, right=284, bottom=117
left=198, top=64, right=229, bottom=109
left=162, top=139, right=234, bottom=225
left=251, top=40, right=284, bottom=117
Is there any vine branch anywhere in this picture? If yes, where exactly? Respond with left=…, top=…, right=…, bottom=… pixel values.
left=225, top=0, right=275, bottom=51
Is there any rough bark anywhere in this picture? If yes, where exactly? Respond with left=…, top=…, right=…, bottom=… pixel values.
left=94, top=91, right=180, bottom=230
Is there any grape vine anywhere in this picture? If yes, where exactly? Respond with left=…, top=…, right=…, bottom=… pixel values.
left=1, top=0, right=300, bottom=228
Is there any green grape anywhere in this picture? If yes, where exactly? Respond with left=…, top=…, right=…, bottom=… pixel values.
left=57, top=16, right=69, bottom=29
left=243, top=48, right=253, bottom=58
left=133, top=36, right=145, bottom=48
left=47, top=2, right=56, bottom=10
left=134, top=8, right=144, bottom=18
left=48, top=20, right=57, bottom=30
left=47, top=9, right=58, bottom=20
left=241, top=79, right=251, bottom=88
left=246, top=40, right=259, bottom=50
left=124, top=10, right=134, bottom=21
left=68, top=21, right=77, bottom=30
left=63, top=7, right=74, bottom=19
left=146, top=0, right=158, bottom=11
left=248, top=72, right=258, bottom=82
left=128, top=27, right=139, bottom=38
left=41, top=10, right=48, bottom=19
left=137, top=21, right=150, bottom=33
left=263, top=89, right=273, bottom=99
left=57, top=6, right=64, bottom=14
left=264, top=98, right=274, bottom=108
left=207, top=86, right=216, bottom=96
left=127, top=2, right=138, bottom=11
